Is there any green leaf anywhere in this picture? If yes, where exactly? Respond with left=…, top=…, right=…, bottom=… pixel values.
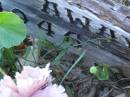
left=96, top=64, right=109, bottom=80
left=0, top=48, right=4, bottom=59
left=0, top=11, right=27, bottom=49
left=90, top=66, right=97, bottom=74
left=97, top=65, right=109, bottom=80
left=0, top=48, right=17, bottom=77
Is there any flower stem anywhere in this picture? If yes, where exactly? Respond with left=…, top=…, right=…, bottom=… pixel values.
left=0, top=67, right=6, bottom=75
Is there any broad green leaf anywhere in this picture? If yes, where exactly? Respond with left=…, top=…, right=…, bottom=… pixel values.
left=0, top=11, right=27, bottom=49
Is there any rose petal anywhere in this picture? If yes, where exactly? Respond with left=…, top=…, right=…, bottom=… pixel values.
left=15, top=63, right=52, bottom=96
left=32, top=84, right=68, bottom=97
left=0, top=76, right=19, bottom=97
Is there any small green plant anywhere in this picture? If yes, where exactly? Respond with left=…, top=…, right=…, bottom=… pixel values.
left=0, top=11, right=27, bottom=76
left=90, top=63, right=109, bottom=80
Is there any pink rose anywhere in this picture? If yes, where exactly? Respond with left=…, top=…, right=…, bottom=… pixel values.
left=0, top=63, right=68, bottom=97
